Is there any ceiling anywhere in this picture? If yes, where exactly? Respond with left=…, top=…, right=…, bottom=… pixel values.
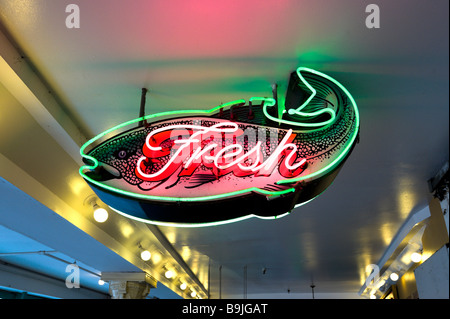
left=0, top=0, right=448, bottom=299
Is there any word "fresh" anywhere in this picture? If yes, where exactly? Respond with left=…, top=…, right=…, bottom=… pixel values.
left=136, top=122, right=307, bottom=182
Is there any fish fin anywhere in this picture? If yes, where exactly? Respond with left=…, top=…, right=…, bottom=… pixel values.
left=260, top=183, right=292, bottom=192
left=184, top=172, right=217, bottom=189
left=138, top=180, right=166, bottom=191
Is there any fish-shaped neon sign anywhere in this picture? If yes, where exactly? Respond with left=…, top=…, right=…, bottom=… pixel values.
left=80, top=67, right=359, bottom=227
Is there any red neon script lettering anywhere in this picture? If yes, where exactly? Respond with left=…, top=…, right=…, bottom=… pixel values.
left=135, top=123, right=307, bottom=182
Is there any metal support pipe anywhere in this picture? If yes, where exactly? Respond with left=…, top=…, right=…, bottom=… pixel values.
left=139, top=88, right=148, bottom=127
left=243, top=265, right=247, bottom=299
left=0, top=250, right=56, bottom=256
left=207, top=259, right=211, bottom=299
left=219, top=265, right=222, bottom=299
left=271, top=83, right=278, bottom=107
left=0, top=250, right=101, bottom=278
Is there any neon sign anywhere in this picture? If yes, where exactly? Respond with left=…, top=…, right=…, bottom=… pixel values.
left=80, top=67, right=360, bottom=227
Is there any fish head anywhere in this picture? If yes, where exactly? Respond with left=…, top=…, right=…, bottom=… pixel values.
left=82, top=128, right=146, bottom=185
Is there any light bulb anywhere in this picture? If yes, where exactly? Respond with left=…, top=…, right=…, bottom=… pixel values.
left=141, top=250, right=151, bottom=261
left=165, top=270, right=174, bottom=279
left=390, top=272, right=399, bottom=281
left=411, top=252, right=422, bottom=263
left=93, top=206, right=108, bottom=223
left=98, top=279, right=105, bottom=286
left=190, top=290, right=196, bottom=298
left=180, top=282, right=187, bottom=290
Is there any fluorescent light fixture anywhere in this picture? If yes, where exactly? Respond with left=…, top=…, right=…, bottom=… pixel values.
left=410, top=252, right=422, bottom=263
left=389, top=273, right=399, bottom=282
left=165, top=270, right=174, bottom=279
left=140, top=250, right=151, bottom=261
left=84, top=195, right=109, bottom=223
left=93, top=204, right=108, bottom=223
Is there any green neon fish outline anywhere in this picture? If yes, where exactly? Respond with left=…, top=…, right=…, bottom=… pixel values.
left=79, top=67, right=359, bottom=203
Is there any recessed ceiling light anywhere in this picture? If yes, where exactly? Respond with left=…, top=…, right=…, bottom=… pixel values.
left=140, top=250, right=151, bottom=261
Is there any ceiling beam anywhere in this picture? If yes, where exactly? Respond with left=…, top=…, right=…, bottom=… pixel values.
left=0, top=26, right=207, bottom=299
left=0, top=28, right=87, bottom=165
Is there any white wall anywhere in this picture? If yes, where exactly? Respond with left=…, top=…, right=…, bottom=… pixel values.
left=414, top=245, right=449, bottom=299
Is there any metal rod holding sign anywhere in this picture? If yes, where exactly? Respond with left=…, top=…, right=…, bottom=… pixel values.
left=138, top=88, right=148, bottom=127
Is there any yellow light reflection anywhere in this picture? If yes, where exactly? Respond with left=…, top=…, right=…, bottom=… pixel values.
left=68, top=175, right=89, bottom=196
left=165, top=230, right=176, bottom=244
left=301, top=232, right=317, bottom=270
left=398, top=192, right=415, bottom=220
left=356, top=228, right=375, bottom=286
left=180, top=246, right=192, bottom=261
left=1, top=0, right=40, bottom=29
left=396, top=176, right=417, bottom=220
left=120, top=223, right=134, bottom=238
left=151, top=251, right=162, bottom=264
left=380, top=222, right=394, bottom=246
left=358, top=253, right=374, bottom=286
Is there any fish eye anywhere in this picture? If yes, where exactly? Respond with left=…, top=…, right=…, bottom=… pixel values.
left=117, top=150, right=127, bottom=159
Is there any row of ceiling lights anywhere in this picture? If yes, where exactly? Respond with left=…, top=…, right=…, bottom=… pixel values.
left=367, top=250, right=422, bottom=299
left=88, top=197, right=201, bottom=298
left=138, top=247, right=199, bottom=298
left=364, top=225, right=426, bottom=300
left=360, top=207, right=431, bottom=300
left=386, top=252, right=422, bottom=283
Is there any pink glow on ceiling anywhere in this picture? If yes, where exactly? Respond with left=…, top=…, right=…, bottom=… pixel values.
left=137, top=0, right=295, bottom=58
left=74, top=0, right=300, bottom=60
